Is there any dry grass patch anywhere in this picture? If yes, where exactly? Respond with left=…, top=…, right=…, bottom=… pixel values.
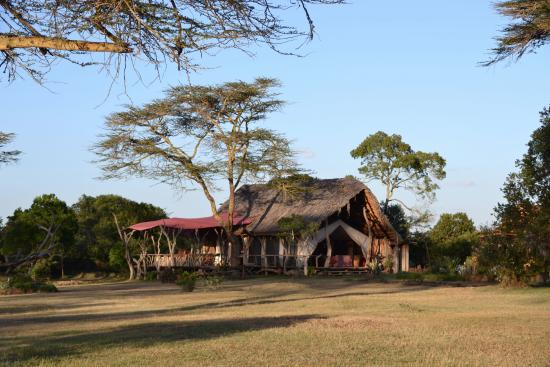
left=0, top=278, right=548, bottom=366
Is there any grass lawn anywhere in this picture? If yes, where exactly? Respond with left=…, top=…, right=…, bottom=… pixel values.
left=0, top=278, right=549, bottom=366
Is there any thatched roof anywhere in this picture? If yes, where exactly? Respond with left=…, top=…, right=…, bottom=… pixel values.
left=221, top=177, right=401, bottom=245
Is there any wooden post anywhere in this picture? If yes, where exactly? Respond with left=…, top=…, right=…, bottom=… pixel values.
left=324, top=220, right=332, bottom=268
left=279, top=237, right=286, bottom=271
left=260, top=237, right=267, bottom=270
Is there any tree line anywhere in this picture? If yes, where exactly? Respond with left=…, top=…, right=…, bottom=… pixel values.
left=0, top=194, right=165, bottom=278
left=381, top=109, right=550, bottom=285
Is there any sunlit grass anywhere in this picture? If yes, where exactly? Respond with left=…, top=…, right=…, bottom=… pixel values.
left=0, top=278, right=548, bottom=366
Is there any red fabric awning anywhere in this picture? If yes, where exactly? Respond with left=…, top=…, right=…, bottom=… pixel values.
left=128, top=213, right=252, bottom=232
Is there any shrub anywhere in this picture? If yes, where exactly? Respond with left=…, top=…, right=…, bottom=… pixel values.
left=383, top=256, right=394, bottom=273
left=144, top=271, right=157, bottom=281
left=159, top=268, right=177, bottom=283
left=307, top=266, right=316, bottom=276
left=1, top=273, right=57, bottom=294
left=176, top=271, right=198, bottom=292
left=367, top=256, right=383, bottom=275
left=108, top=244, right=126, bottom=272
left=204, top=275, right=223, bottom=289
left=31, top=259, right=52, bottom=281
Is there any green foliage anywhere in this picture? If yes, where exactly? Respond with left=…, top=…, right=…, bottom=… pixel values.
left=278, top=214, right=319, bottom=240
left=367, top=256, right=383, bottom=275
left=2, top=273, right=57, bottom=293
left=385, top=204, right=411, bottom=239
left=479, top=107, right=550, bottom=285
left=144, top=271, right=157, bottom=281
left=176, top=271, right=198, bottom=292
left=108, top=244, right=127, bottom=272
left=476, top=231, right=534, bottom=285
left=1, top=194, right=78, bottom=263
left=430, top=213, right=476, bottom=244
left=383, top=256, right=395, bottom=273
left=203, top=275, right=224, bottom=290
left=350, top=131, right=446, bottom=211
left=306, top=266, right=316, bottom=277
left=485, top=1, right=550, bottom=66
left=73, top=194, right=166, bottom=264
left=159, top=268, right=177, bottom=283
left=0, top=132, right=21, bottom=166
left=408, top=231, right=430, bottom=268
left=31, top=259, right=52, bottom=281
left=429, top=213, right=478, bottom=269
left=93, top=78, right=299, bottom=233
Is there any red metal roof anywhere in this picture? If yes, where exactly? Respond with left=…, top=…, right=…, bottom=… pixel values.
left=128, top=213, right=252, bottom=231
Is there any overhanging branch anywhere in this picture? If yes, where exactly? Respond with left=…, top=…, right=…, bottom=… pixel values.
left=0, top=35, right=132, bottom=53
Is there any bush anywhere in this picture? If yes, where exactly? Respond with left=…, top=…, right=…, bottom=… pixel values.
left=1, top=273, right=57, bottom=294
left=31, top=259, right=52, bottom=281
left=144, top=271, right=157, bottom=281
left=108, top=244, right=126, bottom=272
left=204, top=275, right=223, bottom=289
left=159, top=268, right=177, bottom=283
left=383, top=256, right=394, bottom=273
left=176, top=271, right=198, bottom=292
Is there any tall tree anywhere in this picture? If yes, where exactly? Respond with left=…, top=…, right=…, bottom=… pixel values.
left=0, top=0, right=344, bottom=83
left=484, top=0, right=550, bottom=66
left=482, top=107, right=550, bottom=283
left=93, top=78, right=298, bottom=263
left=0, top=132, right=21, bottom=166
left=350, top=131, right=446, bottom=213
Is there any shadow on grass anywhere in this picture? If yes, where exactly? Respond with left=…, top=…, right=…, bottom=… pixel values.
left=0, top=302, right=116, bottom=316
left=0, top=314, right=322, bottom=364
left=0, top=285, right=432, bottom=328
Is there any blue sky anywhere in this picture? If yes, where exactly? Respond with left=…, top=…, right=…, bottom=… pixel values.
left=1, top=0, right=549, bottom=227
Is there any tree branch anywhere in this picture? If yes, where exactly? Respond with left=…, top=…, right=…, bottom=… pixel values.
left=0, top=35, right=131, bottom=53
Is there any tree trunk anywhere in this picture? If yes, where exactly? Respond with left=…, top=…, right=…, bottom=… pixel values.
left=126, top=255, right=135, bottom=280
left=60, top=254, right=65, bottom=279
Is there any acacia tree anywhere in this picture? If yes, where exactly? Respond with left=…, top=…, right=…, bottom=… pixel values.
left=93, top=78, right=298, bottom=264
left=0, top=0, right=344, bottom=83
left=484, top=0, right=550, bottom=66
left=350, top=131, right=446, bottom=214
left=0, top=132, right=20, bottom=166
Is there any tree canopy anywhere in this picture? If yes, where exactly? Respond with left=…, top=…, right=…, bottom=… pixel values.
left=0, top=132, right=21, bottom=166
left=427, top=212, right=478, bottom=271
left=430, top=213, right=476, bottom=246
left=485, top=0, right=550, bottom=66
left=480, top=107, right=550, bottom=283
left=0, top=0, right=344, bottom=83
left=94, top=78, right=298, bottom=244
left=350, top=131, right=446, bottom=212
left=72, top=194, right=166, bottom=264
left=0, top=194, right=78, bottom=272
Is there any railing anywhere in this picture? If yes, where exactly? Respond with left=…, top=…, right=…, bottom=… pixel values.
left=243, top=254, right=331, bottom=269
left=144, top=253, right=368, bottom=270
left=144, top=253, right=226, bottom=268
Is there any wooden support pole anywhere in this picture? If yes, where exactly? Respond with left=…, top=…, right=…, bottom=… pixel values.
left=324, top=220, right=332, bottom=268
left=260, top=237, right=267, bottom=270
